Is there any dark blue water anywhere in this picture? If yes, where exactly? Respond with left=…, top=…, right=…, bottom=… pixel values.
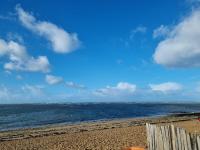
left=0, top=103, right=199, bottom=131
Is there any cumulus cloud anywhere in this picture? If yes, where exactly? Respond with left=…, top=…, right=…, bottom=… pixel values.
left=153, top=25, right=170, bottom=39
left=95, top=82, right=136, bottom=96
left=16, top=5, right=80, bottom=53
left=66, top=81, right=86, bottom=89
left=149, top=82, right=182, bottom=93
left=0, top=39, right=50, bottom=72
left=45, top=75, right=63, bottom=85
left=153, top=9, right=200, bottom=68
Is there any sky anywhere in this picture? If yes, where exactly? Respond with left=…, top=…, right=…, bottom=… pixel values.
left=0, top=0, right=200, bottom=103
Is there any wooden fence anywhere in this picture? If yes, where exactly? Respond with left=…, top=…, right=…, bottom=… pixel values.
left=146, top=123, right=200, bottom=150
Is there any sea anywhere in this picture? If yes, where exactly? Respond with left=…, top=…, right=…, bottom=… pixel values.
left=0, top=103, right=199, bottom=131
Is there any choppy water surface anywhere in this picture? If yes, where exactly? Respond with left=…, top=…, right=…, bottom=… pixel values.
left=0, top=103, right=199, bottom=131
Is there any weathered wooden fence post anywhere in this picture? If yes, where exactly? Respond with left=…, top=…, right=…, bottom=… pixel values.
left=146, top=123, right=200, bottom=150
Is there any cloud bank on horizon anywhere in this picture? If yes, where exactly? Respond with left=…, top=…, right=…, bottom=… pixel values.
left=0, top=1, right=200, bottom=103
left=149, top=82, right=182, bottom=93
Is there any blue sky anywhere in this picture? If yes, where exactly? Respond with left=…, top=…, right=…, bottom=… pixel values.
left=0, top=0, right=200, bottom=103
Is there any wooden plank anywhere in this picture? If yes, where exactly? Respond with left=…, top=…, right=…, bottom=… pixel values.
left=171, top=125, right=178, bottom=150
left=186, top=133, right=192, bottom=150
left=192, top=134, right=197, bottom=150
left=166, top=125, right=172, bottom=150
left=197, top=135, right=200, bottom=150
left=181, top=128, right=187, bottom=150
left=177, top=127, right=182, bottom=150
left=146, top=124, right=150, bottom=150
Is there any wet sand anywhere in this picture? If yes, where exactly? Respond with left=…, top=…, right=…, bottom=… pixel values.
left=0, top=115, right=200, bottom=150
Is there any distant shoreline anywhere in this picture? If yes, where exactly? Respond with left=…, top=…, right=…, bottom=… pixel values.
left=0, top=102, right=200, bottom=105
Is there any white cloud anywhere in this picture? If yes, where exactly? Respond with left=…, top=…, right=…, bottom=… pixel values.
left=22, top=85, right=44, bottom=96
left=0, top=39, right=50, bottom=72
left=45, top=75, right=63, bottom=85
left=130, top=26, right=147, bottom=39
left=95, top=82, right=136, bottom=96
left=1, top=82, right=200, bottom=103
left=153, top=10, right=200, bottom=68
left=0, top=84, right=47, bottom=103
left=16, top=5, right=81, bottom=53
left=45, top=75, right=85, bottom=89
left=66, top=81, right=86, bottom=89
left=132, top=26, right=147, bottom=34
left=153, top=25, right=170, bottom=39
left=0, top=85, right=35, bottom=104
left=149, top=82, right=182, bottom=93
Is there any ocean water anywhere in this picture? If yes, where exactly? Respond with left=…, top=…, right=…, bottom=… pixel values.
left=0, top=103, right=199, bottom=131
